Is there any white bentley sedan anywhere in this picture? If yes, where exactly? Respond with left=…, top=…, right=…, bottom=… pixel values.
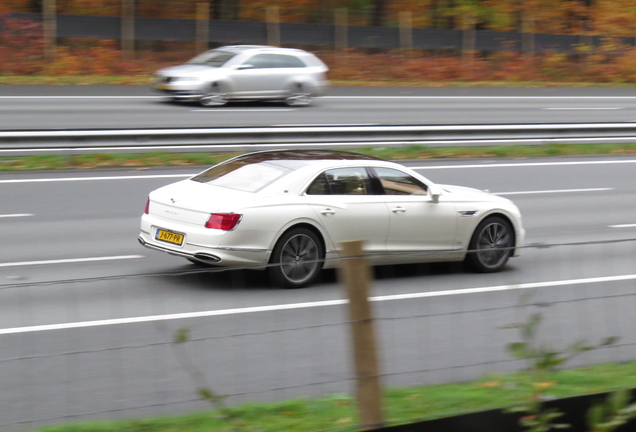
left=139, top=150, right=524, bottom=288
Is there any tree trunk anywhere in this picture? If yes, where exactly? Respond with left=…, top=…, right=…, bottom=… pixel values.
left=371, top=0, right=387, bottom=27
left=212, top=0, right=239, bottom=20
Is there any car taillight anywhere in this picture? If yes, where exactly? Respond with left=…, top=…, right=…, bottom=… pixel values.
left=144, top=198, right=150, bottom=214
left=205, top=213, right=242, bottom=230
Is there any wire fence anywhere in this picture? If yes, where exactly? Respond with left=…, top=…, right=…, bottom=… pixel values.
left=1, top=238, right=636, bottom=431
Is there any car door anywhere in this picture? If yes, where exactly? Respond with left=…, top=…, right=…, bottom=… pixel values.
left=306, top=167, right=390, bottom=257
left=372, top=167, right=459, bottom=255
left=231, top=54, right=282, bottom=97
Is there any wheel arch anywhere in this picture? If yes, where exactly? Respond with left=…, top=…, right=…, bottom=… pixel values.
left=268, top=222, right=327, bottom=264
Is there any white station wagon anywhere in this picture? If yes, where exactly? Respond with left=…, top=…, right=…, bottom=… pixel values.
left=153, top=45, right=329, bottom=107
left=139, top=150, right=524, bottom=288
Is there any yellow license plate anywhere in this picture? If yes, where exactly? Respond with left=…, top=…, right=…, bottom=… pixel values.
left=156, top=229, right=184, bottom=246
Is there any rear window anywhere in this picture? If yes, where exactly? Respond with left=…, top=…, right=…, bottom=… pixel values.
left=188, top=50, right=236, bottom=67
left=191, top=160, right=291, bottom=192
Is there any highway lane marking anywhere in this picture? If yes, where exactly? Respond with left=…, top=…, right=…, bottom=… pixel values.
left=412, top=159, right=636, bottom=170
left=0, top=255, right=144, bottom=268
left=1, top=273, right=636, bottom=335
left=4, top=95, right=636, bottom=100
left=0, top=174, right=191, bottom=183
left=191, top=109, right=296, bottom=112
left=543, top=107, right=622, bottom=110
left=610, top=224, right=636, bottom=228
left=495, top=188, right=612, bottom=196
left=0, top=213, right=33, bottom=218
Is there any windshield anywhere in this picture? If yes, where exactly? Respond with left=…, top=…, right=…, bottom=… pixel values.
left=187, top=50, right=236, bottom=67
left=191, top=160, right=291, bottom=192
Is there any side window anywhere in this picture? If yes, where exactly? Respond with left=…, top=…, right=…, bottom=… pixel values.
left=306, top=172, right=331, bottom=195
left=326, top=167, right=371, bottom=196
left=373, top=167, right=428, bottom=196
left=276, top=54, right=306, bottom=68
left=245, top=54, right=275, bottom=69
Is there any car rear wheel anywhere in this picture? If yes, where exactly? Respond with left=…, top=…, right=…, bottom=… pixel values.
left=200, top=83, right=228, bottom=107
left=285, top=84, right=312, bottom=107
left=465, top=216, right=514, bottom=273
left=269, top=227, right=323, bottom=288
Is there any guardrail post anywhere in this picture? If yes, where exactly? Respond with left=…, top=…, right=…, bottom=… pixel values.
left=121, top=0, right=135, bottom=60
left=399, top=11, right=413, bottom=53
left=339, top=240, right=384, bottom=431
left=196, top=1, right=210, bottom=54
left=267, top=6, right=280, bottom=47
left=43, top=0, right=56, bottom=60
left=335, top=8, right=348, bottom=50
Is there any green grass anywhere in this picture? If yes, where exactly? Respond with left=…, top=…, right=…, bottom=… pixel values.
left=1, top=143, right=635, bottom=172
left=26, top=361, right=636, bottom=432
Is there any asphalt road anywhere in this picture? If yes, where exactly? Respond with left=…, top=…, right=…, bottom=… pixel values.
left=2, top=156, right=636, bottom=430
left=5, top=86, right=636, bottom=130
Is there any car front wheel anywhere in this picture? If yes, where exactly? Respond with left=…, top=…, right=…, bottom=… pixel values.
left=269, top=227, right=323, bottom=288
left=285, top=84, right=312, bottom=107
left=465, top=216, right=514, bottom=273
left=200, top=83, right=228, bottom=107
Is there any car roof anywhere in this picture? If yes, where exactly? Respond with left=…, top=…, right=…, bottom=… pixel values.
left=227, top=150, right=383, bottom=169
left=216, top=45, right=304, bottom=55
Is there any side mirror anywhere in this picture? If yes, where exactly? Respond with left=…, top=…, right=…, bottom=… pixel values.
left=238, top=64, right=254, bottom=70
left=429, top=184, right=442, bottom=203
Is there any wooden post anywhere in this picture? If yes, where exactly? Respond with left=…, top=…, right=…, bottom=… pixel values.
left=399, top=11, right=413, bottom=52
left=339, top=240, right=384, bottom=431
left=267, top=6, right=280, bottom=47
left=121, top=0, right=135, bottom=61
left=196, top=1, right=210, bottom=54
left=335, top=8, right=348, bottom=50
left=42, top=0, right=56, bottom=60
left=522, top=14, right=535, bottom=55
left=462, top=14, right=475, bottom=78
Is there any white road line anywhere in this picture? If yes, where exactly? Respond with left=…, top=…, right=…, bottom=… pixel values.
left=543, top=107, right=622, bottom=110
left=191, top=109, right=295, bottom=112
left=495, top=188, right=612, bottom=196
left=0, top=174, right=191, bottom=184
left=3, top=95, right=636, bottom=100
left=0, top=255, right=144, bottom=268
left=0, top=96, right=158, bottom=99
left=413, top=159, right=636, bottom=170
left=609, top=224, right=636, bottom=228
left=1, top=273, right=635, bottom=335
left=274, top=123, right=380, bottom=127
left=322, top=96, right=636, bottom=100
left=0, top=213, right=33, bottom=218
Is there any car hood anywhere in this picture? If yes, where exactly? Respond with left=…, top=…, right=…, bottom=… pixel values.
left=439, top=184, right=508, bottom=203
left=155, top=64, right=222, bottom=77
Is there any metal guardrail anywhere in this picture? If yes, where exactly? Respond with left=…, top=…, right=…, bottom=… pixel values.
left=2, top=123, right=636, bottom=155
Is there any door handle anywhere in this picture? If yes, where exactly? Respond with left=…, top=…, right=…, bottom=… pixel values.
left=320, top=208, right=336, bottom=216
left=391, top=206, right=406, bottom=214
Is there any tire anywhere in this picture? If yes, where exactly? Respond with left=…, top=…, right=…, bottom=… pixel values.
left=465, top=216, right=514, bottom=273
left=199, top=83, right=228, bottom=107
left=285, top=84, right=312, bottom=107
left=268, top=227, right=323, bottom=288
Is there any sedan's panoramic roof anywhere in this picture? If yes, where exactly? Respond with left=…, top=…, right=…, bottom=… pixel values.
left=234, top=150, right=383, bottom=164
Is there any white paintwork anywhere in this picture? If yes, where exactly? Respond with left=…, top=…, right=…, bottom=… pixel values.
left=138, top=151, right=524, bottom=280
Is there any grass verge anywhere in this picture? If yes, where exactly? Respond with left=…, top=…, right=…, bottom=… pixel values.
left=2, top=143, right=636, bottom=171
left=28, top=361, right=636, bottom=432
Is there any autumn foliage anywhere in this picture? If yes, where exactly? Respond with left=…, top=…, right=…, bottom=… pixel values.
left=4, top=0, right=636, bottom=84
